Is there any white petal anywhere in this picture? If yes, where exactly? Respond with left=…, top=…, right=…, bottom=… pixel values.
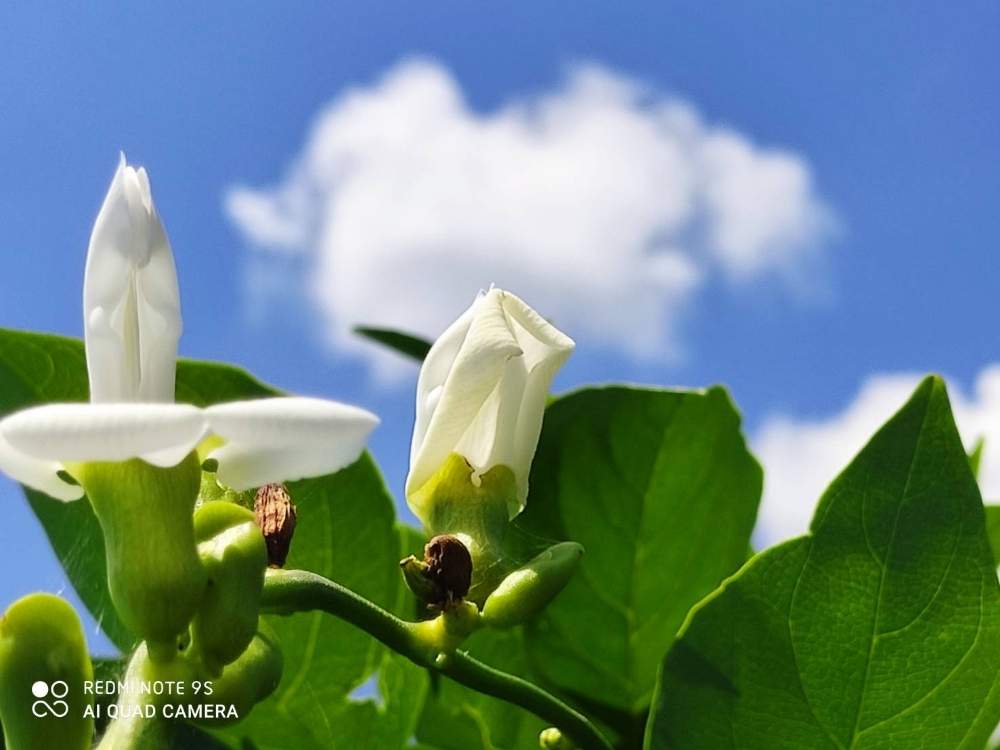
left=204, top=397, right=379, bottom=490
left=454, top=353, right=527, bottom=479
left=84, top=155, right=181, bottom=403
left=84, top=158, right=133, bottom=403
left=408, top=292, right=481, bottom=469
left=0, top=433, right=82, bottom=502
left=132, top=198, right=182, bottom=404
left=0, top=404, right=205, bottom=465
left=139, top=439, right=206, bottom=469
left=498, top=291, right=575, bottom=506
left=406, top=289, right=522, bottom=504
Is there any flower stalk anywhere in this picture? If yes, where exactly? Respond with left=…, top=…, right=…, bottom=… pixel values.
left=261, top=568, right=612, bottom=750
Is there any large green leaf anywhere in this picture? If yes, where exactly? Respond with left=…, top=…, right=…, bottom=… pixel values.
left=217, top=454, right=413, bottom=749
left=985, top=506, right=1000, bottom=568
left=513, top=386, right=762, bottom=717
left=969, top=437, right=985, bottom=479
left=0, top=330, right=133, bottom=649
left=647, top=376, right=1000, bottom=749
left=220, top=523, right=430, bottom=750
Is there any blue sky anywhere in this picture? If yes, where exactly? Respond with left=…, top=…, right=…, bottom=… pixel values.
left=2, top=3, right=999, bottom=652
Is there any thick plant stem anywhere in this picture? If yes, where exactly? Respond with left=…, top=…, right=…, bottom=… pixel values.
left=261, top=569, right=613, bottom=750
left=98, top=712, right=171, bottom=750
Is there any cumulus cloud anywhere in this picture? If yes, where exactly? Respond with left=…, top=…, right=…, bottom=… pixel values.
left=226, top=58, right=834, bottom=378
left=754, top=366, right=1000, bottom=547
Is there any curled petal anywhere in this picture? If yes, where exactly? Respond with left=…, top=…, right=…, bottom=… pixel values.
left=0, top=404, right=205, bottom=466
left=204, top=397, right=379, bottom=490
left=495, top=292, right=575, bottom=506
left=406, top=288, right=574, bottom=519
left=0, top=433, right=83, bottom=502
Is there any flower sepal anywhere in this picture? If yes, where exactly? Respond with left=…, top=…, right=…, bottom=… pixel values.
left=0, top=593, right=94, bottom=750
left=195, top=437, right=254, bottom=509
left=410, top=453, right=515, bottom=603
left=539, top=727, right=577, bottom=749
left=409, top=601, right=482, bottom=657
left=72, top=452, right=205, bottom=661
left=399, top=555, right=440, bottom=604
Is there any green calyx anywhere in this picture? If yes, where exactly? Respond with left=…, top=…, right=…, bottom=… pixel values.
left=539, top=727, right=576, bottom=749
left=481, top=542, right=584, bottom=629
left=100, top=624, right=282, bottom=742
left=192, top=622, right=283, bottom=727
left=400, top=555, right=439, bottom=603
left=197, top=469, right=255, bottom=511
left=409, top=600, right=482, bottom=656
left=73, top=452, right=205, bottom=661
left=410, top=453, right=518, bottom=604
left=189, top=502, right=268, bottom=675
left=0, top=593, right=94, bottom=750
left=195, top=436, right=255, bottom=510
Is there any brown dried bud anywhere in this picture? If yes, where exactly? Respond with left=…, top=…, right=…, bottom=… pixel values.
left=424, top=535, right=473, bottom=607
left=254, top=484, right=297, bottom=568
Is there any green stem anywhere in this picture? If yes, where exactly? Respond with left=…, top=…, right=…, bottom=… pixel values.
left=261, top=569, right=613, bottom=750
left=97, top=713, right=171, bottom=750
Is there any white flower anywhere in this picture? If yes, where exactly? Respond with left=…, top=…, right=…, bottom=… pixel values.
left=406, top=288, right=574, bottom=522
left=0, top=156, right=377, bottom=500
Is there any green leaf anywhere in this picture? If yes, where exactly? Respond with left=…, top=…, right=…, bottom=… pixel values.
left=647, top=376, right=1000, bottom=749
left=970, top=436, right=985, bottom=479
left=512, top=386, right=762, bottom=716
left=164, top=723, right=237, bottom=749
left=217, top=454, right=411, bottom=749
left=353, top=326, right=431, bottom=362
left=985, top=506, right=1000, bottom=568
left=213, top=494, right=434, bottom=750
left=0, top=329, right=133, bottom=649
left=221, top=647, right=427, bottom=750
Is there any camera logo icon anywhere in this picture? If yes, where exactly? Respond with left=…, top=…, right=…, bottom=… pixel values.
left=31, top=680, right=69, bottom=718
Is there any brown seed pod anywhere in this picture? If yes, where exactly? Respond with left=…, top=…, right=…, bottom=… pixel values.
left=254, top=484, right=297, bottom=568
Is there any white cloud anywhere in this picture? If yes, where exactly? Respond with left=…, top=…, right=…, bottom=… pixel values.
left=754, top=366, right=1000, bottom=547
left=226, top=58, right=835, bottom=378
